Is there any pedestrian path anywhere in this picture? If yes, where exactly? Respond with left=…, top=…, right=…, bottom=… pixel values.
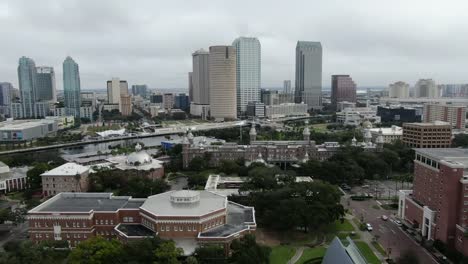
left=345, top=214, right=386, bottom=262
left=287, top=246, right=305, bottom=264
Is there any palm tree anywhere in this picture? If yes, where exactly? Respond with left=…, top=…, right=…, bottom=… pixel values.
left=74, top=173, right=82, bottom=192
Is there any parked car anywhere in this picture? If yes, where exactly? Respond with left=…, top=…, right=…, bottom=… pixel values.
left=366, top=223, right=373, bottom=231
left=381, top=215, right=388, bottom=221
left=394, top=220, right=402, bottom=226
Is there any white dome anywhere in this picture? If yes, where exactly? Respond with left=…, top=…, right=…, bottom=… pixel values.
left=126, top=151, right=152, bottom=165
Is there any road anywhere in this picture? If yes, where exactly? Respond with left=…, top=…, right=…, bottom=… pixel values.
left=347, top=198, right=438, bottom=264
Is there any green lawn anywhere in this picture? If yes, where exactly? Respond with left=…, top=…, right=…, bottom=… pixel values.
left=310, top=123, right=328, bottom=133
left=337, top=232, right=360, bottom=240
left=296, top=247, right=326, bottom=264
left=354, top=241, right=381, bottom=264
left=269, top=246, right=296, bottom=264
left=371, top=241, right=386, bottom=256
left=335, top=219, right=355, bottom=232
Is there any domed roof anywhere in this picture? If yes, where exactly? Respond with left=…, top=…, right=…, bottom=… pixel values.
left=126, top=144, right=152, bottom=165
left=303, top=127, right=310, bottom=135
left=362, top=120, right=372, bottom=129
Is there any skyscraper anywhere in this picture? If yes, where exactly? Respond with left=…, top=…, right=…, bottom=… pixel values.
left=0, top=82, right=12, bottom=106
left=107, top=78, right=128, bottom=105
left=232, top=37, right=261, bottom=115
left=283, top=80, right=292, bottom=94
left=295, top=41, right=322, bottom=109
left=36, top=66, right=56, bottom=102
left=18, top=56, right=38, bottom=118
left=414, top=79, right=438, bottom=98
left=188, top=72, right=193, bottom=102
left=63, top=56, right=81, bottom=118
left=209, top=46, right=237, bottom=121
left=389, top=81, right=410, bottom=98
left=331, top=75, right=356, bottom=109
left=192, top=49, right=210, bottom=105
left=131, top=84, right=148, bottom=98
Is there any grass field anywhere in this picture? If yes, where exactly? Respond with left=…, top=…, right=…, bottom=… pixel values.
left=296, top=247, right=326, bottom=264
left=269, top=246, right=296, bottom=264
left=354, top=241, right=381, bottom=264
left=310, top=123, right=328, bottom=133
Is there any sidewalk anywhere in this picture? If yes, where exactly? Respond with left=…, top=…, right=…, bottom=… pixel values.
left=345, top=214, right=386, bottom=262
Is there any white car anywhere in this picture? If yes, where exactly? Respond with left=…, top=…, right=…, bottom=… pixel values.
left=366, top=223, right=373, bottom=231
left=381, top=215, right=388, bottom=221
left=394, top=220, right=402, bottom=227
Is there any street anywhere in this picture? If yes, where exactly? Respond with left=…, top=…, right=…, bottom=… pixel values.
left=347, top=198, right=438, bottom=264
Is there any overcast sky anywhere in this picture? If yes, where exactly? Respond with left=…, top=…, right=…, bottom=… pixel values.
left=1, top=0, right=467, bottom=90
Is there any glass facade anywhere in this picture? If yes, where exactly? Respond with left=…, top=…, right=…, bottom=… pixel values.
left=36, top=66, right=56, bottom=102
left=63, top=57, right=81, bottom=118
left=232, top=37, right=261, bottom=115
left=295, top=41, right=322, bottom=109
left=18, top=56, right=37, bottom=118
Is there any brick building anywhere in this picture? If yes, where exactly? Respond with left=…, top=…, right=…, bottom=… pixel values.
left=41, top=162, right=89, bottom=197
left=423, top=104, right=466, bottom=130
left=28, top=190, right=255, bottom=254
left=398, top=148, right=468, bottom=256
left=402, top=122, right=452, bottom=148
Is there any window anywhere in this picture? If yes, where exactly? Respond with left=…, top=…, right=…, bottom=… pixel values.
left=161, top=226, right=164, bottom=231
left=105, top=220, right=108, bottom=225
left=166, top=226, right=169, bottom=231
left=174, top=226, right=178, bottom=231
left=110, top=220, right=113, bottom=225
left=72, top=222, right=76, bottom=228
left=188, top=226, right=191, bottom=231
left=77, top=222, right=80, bottom=228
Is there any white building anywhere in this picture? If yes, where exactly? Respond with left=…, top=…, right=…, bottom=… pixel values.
left=369, top=126, right=402, bottom=143
left=264, top=103, right=308, bottom=119
left=414, top=79, right=438, bottom=98
left=232, top=37, right=261, bottom=115
left=336, top=107, right=381, bottom=126
left=389, top=81, right=410, bottom=98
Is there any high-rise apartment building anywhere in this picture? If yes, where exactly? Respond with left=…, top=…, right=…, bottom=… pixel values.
left=415, top=79, right=438, bottom=98
left=63, top=57, right=81, bottom=118
left=209, top=46, right=237, bottom=121
left=163, top=93, right=174, bottom=110
left=35, top=66, right=56, bottom=102
left=18, top=56, right=38, bottom=118
left=402, top=122, right=452, bottom=148
left=232, top=37, right=261, bottom=115
left=389, top=81, right=410, bottom=98
left=295, top=41, right=322, bottom=109
left=174, top=93, right=189, bottom=111
left=399, top=148, right=468, bottom=257
left=192, top=49, right=210, bottom=105
left=107, top=78, right=128, bottom=104
left=423, top=104, right=466, bottom=130
left=331, top=75, right=356, bottom=109
left=283, top=80, right=292, bottom=94
left=0, top=83, right=12, bottom=106
left=131, top=84, right=148, bottom=98
left=188, top=72, right=193, bottom=102
left=120, top=94, right=132, bottom=116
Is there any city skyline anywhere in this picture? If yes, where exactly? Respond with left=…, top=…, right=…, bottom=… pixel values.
left=1, top=0, right=468, bottom=90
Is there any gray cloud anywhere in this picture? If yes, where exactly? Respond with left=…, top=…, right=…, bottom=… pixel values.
left=1, top=0, right=468, bottom=90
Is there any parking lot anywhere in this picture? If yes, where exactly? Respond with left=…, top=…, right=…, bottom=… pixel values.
left=348, top=180, right=413, bottom=199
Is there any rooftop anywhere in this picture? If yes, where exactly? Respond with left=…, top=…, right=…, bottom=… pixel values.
left=41, top=162, right=89, bottom=177
left=199, top=202, right=255, bottom=238
left=415, top=148, right=468, bottom=168
left=0, top=119, right=56, bottom=130
left=115, top=224, right=154, bottom=237
left=140, top=190, right=226, bottom=217
left=29, top=193, right=144, bottom=213
left=404, top=121, right=451, bottom=127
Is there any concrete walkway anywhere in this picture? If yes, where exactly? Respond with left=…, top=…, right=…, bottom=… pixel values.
left=287, top=246, right=305, bottom=264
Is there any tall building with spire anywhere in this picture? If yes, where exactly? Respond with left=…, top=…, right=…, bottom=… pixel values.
left=232, top=37, right=261, bottom=115
left=17, top=56, right=38, bottom=118
left=63, top=56, right=81, bottom=117
left=295, top=41, right=322, bottom=110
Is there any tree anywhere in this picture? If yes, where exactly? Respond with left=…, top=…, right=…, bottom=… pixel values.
left=26, top=163, right=52, bottom=190
left=185, top=256, right=199, bottom=264
left=194, top=245, right=226, bottom=264
left=229, top=235, right=270, bottom=264
left=188, top=157, right=208, bottom=171
left=122, top=237, right=163, bottom=264
left=219, top=160, right=239, bottom=175
left=68, top=237, right=124, bottom=264
left=153, top=240, right=183, bottom=264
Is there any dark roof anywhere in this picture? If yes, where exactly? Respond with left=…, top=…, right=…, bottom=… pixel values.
left=116, top=224, right=154, bottom=237
left=199, top=202, right=255, bottom=238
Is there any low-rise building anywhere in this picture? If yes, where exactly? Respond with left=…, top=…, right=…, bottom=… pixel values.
left=369, top=126, right=402, bottom=143
left=377, top=106, right=422, bottom=123
left=41, top=162, right=90, bottom=197
left=0, top=162, right=27, bottom=193
left=398, top=148, right=468, bottom=257
left=264, top=103, right=308, bottom=119
left=106, top=144, right=164, bottom=180
left=28, top=190, right=256, bottom=254
left=402, top=121, right=452, bottom=148
left=0, top=119, right=58, bottom=142
left=336, top=107, right=380, bottom=126
left=246, top=102, right=265, bottom=118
